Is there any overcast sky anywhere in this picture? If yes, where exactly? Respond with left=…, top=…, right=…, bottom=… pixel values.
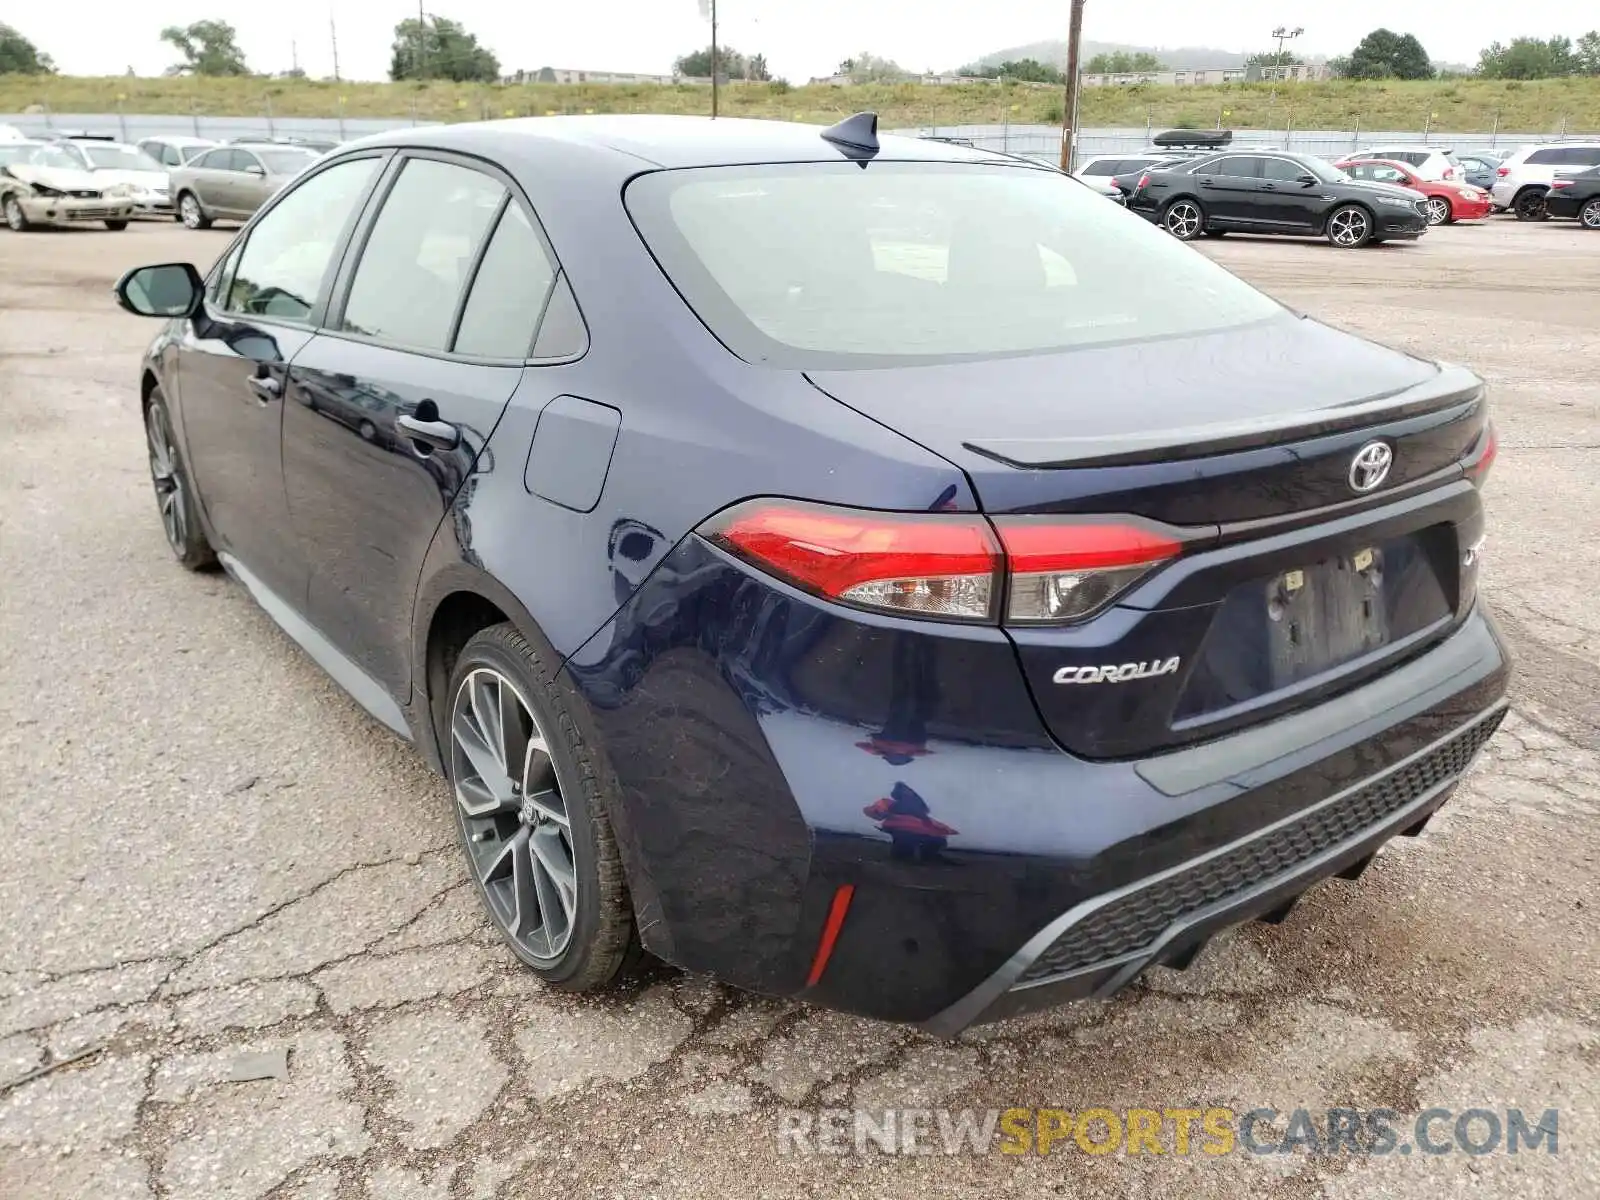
left=11, top=2, right=1586, bottom=82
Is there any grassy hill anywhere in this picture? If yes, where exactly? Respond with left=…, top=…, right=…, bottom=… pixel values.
left=2, top=74, right=1598, bottom=133
left=972, top=39, right=1248, bottom=70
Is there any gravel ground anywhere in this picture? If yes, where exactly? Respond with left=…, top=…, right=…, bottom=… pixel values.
left=0, top=216, right=1596, bottom=1200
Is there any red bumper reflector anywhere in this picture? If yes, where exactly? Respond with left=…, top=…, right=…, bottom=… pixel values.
left=806, top=884, right=856, bottom=987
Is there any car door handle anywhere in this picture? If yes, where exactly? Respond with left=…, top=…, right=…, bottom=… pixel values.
left=397, top=411, right=461, bottom=452
left=1260, top=184, right=1277, bottom=191
left=246, top=375, right=281, bottom=402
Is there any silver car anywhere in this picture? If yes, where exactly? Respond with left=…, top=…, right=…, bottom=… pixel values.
left=169, top=143, right=320, bottom=229
left=137, top=135, right=218, bottom=168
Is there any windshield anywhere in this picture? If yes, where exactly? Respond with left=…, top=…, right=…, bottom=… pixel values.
left=0, top=146, right=31, bottom=166
left=257, top=149, right=318, bottom=174
left=27, top=145, right=82, bottom=170
left=84, top=145, right=164, bottom=172
left=627, top=161, right=1282, bottom=369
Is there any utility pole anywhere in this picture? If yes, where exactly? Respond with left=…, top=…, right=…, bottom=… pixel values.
left=329, top=8, right=341, bottom=82
left=711, top=0, right=719, bottom=118
left=1267, top=25, right=1304, bottom=102
left=291, top=38, right=300, bottom=76
left=1058, top=0, right=1086, bottom=171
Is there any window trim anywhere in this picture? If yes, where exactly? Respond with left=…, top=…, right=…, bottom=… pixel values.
left=320, top=146, right=588, bottom=367
left=203, top=148, right=394, bottom=333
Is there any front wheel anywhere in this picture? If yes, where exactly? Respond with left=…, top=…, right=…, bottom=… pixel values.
left=145, top=391, right=217, bottom=570
left=1162, top=198, right=1205, bottom=241
left=1424, top=196, right=1453, bottom=226
left=445, top=623, right=638, bottom=990
left=3, top=195, right=32, bottom=232
left=1514, top=189, right=1549, bottom=222
left=1326, top=204, right=1373, bottom=248
left=1580, top=197, right=1600, bottom=230
left=178, top=193, right=211, bottom=230
left=104, top=219, right=129, bottom=231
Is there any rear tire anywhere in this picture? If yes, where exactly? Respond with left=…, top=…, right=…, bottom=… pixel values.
left=178, top=192, right=211, bottom=230
left=1580, top=198, right=1600, bottom=230
left=1325, top=204, right=1374, bottom=248
left=444, top=623, right=639, bottom=991
left=104, top=219, right=129, bottom=231
left=1513, top=189, right=1549, bottom=222
left=1162, top=198, right=1205, bottom=241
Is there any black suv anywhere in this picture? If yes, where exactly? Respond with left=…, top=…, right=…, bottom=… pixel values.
left=1119, top=151, right=1430, bottom=248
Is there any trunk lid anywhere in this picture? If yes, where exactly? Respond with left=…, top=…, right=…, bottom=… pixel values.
left=808, top=315, right=1490, bottom=760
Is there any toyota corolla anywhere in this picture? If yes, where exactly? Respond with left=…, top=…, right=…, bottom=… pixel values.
left=112, top=114, right=1507, bottom=1033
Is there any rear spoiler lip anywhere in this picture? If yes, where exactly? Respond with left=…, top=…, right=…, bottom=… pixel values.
left=961, top=364, right=1484, bottom=470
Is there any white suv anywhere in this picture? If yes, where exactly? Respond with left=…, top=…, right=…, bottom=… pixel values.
left=1353, top=146, right=1462, bottom=182
left=1490, top=142, right=1600, bottom=219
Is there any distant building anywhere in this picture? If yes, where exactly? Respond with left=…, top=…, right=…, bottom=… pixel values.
left=509, top=67, right=680, bottom=85
left=1080, top=60, right=1329, bottom=88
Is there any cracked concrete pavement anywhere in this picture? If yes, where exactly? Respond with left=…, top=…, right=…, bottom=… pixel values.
left=1, top=219, right=1596, bottom=1199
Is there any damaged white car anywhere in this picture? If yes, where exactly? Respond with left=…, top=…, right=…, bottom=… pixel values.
left=0, top=142, right=136, bottom=231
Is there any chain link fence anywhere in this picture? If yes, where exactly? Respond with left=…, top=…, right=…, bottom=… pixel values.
left=3, top=109, right=1595, bottom=170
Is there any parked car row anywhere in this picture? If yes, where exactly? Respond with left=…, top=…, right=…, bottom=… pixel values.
left=1083, top=134, right=1600, bottom=247
left=0, top=130, right=338, bottom=233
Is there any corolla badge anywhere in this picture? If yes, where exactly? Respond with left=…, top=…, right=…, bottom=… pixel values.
left=1348, top=440, right=1394, bottom=493
left=1053, top=658, right=1181, bottom=685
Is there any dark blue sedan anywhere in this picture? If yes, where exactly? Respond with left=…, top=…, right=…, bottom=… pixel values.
left=114, top=113, right=1508, bottom=1033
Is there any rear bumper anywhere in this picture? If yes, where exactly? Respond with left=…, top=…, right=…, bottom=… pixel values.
left=923, top=696, right=1504, bottom=1034
left=1545, top=195, right=1591, bottom=220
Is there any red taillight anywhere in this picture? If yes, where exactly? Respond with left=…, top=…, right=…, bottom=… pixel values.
left=1136, top=172, right=1150, bottom=191
left=703, top=500, right=1001, bottom=621
left=1466, top=424, right=1498, bottom=485
left=994, top=519, right=1183, bottom=623
left=702, top=501, right=1185, bottom=626
left=1496, top=166, right=1510, bottom=177
left=1551, top=179, right=1574, bottom=190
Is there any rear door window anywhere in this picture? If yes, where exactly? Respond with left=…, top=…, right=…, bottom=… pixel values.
left=1213, top=157, right=1262, bottom=179
left=339, top=157, right=505, bottom=352
left=452, top=204, right=559, bottom=359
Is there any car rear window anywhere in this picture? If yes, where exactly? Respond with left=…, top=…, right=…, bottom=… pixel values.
left=626, top=161, right=1281, bottom=369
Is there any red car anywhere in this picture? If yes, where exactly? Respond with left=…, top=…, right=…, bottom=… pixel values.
left=1335, top=158, right=1493, bottom=225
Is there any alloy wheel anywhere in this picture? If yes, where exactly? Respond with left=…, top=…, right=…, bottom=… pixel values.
left=1329, top=208, right=1370, bottom=247
left=1582, top=199, right=1600, bottom=230
left=1164, top=201, right=1202, bottom=239
left=145, top=403, right=188, bottom=555
left=4, top=196, right=25, bottom=232
left=450, top=667, right=578, bottom=963
left=180, top=195, right=202, bottom=229
left=1425, top=197, right=1451, bottom=226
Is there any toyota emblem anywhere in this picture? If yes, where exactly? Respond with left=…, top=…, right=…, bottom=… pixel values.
left=1348, top=441, right=1393, bottom=493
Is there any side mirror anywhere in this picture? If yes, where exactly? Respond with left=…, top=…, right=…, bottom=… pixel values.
left=245, top=164, right=266, bottom=177
left=1298, top=173, right=1318, bottom=186
left=114, top=262, right=204, bottom=319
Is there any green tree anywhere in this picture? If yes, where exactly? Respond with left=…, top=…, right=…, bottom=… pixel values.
left=1345, top=29, right=1433, bottom=79
left=160, top=19, right=249, bottom=77
left=745, top=52, right=771, bottom=81
left=1478, top=36, right=1578, bottom=79
left=1246, top=50, right=1299, bottom=67
left=837, top=51, right=909, bottom=83
left=1084, top=51, right=1163, bottom=73
left=996, top=57, right=1062, bottom=83
left=675, top=44, right=748, bottom=78
left=389, top=16, right=499, bottom=82
left=1578, top=31, right=1600, bottom=75
left=0, top=23, right=54, bottom=73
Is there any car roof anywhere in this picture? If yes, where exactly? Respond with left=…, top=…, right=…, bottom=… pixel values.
left=348, top=114, right=1032, bottom=173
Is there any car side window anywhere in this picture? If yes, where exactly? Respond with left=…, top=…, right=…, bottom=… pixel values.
left=196, top=149, right=227, bottom=169
left=1213, top=157, right=1260, bottom=179
left=1083, top=160, right=1117, bottom=176
left=452, top=204, right=558, bottom=359
left=340, top=158, right=505, bottom=352
left=1526, top=149, right=1562, bottom=165
left=230, top=150, right=259, bottom=173
left=531, top=275, right=587, bottom=359
left=1573, top=148, right=1600, bottom=167
left=208, top=240, right=244, bottom=304
left=1259, top=158, right=1307, bottom=182
left=221, top=157, right=380, bottom=322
